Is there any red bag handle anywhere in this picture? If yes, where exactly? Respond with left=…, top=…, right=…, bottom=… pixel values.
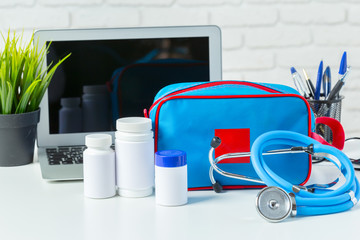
left=311, top=116, right=345, bottom=150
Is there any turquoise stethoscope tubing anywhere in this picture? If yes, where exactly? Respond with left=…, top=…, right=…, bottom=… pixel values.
left=251, top=130, right=360, bottom=216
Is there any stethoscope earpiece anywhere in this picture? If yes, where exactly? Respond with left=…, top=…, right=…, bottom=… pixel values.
left=255, top=186, right=296, bottom=223
left=210, top=136, right=221, bottom=149
left=212, top=181, right=223, bottom=193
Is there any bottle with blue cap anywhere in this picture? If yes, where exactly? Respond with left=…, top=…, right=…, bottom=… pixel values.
left=155, top=150, right=187, bottom=206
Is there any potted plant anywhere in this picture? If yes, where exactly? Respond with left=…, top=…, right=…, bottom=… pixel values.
left=0, top=31, right=70, bottom=166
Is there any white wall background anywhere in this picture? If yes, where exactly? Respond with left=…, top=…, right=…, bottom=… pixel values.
left=1, top=0, right=359, bottom=137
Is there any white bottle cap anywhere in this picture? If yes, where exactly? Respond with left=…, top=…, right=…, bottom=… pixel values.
left=85, top=134, right=112, bottom=148
left=116, top=117, right=152, bottom=133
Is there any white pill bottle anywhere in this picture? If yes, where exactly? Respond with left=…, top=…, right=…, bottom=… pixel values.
left=115, top=117, right=154, bottom=197
left=155, top=150, right=188, bottom=206
left=83, top=134, right=116, bottom=199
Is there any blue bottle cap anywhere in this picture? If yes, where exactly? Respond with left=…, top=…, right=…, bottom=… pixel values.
left=155, top=150, right=187, bottom=168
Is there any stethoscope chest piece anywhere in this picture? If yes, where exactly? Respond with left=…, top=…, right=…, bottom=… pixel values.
left=255, top=186, right=297, bottom=223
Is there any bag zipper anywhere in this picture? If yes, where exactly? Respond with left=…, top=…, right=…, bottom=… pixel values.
left=148, top=81, right=281, bottom=114
left=149, top=80, right=312, bottom=148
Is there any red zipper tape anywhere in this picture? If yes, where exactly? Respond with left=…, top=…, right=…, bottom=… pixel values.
left=149, top=81, right=281, bottom=113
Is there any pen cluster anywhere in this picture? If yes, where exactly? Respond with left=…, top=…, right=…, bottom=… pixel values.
left=290, top=51, right=350, bottom=116
left=290, top=52, right=350, bottom=143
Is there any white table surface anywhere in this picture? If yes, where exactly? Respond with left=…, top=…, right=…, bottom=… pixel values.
left=0, top=162, right=359, bottom=240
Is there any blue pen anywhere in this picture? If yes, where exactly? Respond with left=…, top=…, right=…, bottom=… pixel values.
left=337, top=51, right=347, bottom=98
left=326, top=66, right=350, bottom=101
left=323, top=66, right=331, bottom=97
left=339, top=51, right=347, bottom=78
left=314, top=60, right=323, bottom=100
left=318, top=66, right=350, bottom=116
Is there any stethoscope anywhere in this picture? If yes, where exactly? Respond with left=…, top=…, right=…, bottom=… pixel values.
left=208, top=130, right=360, bottom=222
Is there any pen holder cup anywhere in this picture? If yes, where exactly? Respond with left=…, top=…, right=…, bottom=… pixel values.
left=307, top=96, right=344, bottom=144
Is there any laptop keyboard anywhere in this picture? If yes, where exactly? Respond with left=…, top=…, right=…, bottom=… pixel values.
left=46, top=146, right=86, bottom=165
left=46, top=145, right=115, bottom=165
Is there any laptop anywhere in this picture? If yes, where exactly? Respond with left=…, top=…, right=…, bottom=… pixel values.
left=35, top=26, right=222, bottom=181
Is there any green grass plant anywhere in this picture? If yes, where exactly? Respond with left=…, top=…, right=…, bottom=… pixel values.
left=0, top=31, right=70, bottom=114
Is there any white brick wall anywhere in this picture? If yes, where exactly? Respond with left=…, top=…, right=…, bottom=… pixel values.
left=71, top=7, right=140, bottom=28
left=210, top=5, right=278, bottom=27
left=107, top=0, right=174, bottom=6
left=280, top=3, right=346, bottom=24
left=0, top=0, right=35, bottom=7
left=39, top=0, right=103, bottom=6
left=1, top=0, right=359, bottom=137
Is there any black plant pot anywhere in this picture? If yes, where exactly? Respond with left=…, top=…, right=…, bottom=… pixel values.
left=0, top=109, right=40, bottom=166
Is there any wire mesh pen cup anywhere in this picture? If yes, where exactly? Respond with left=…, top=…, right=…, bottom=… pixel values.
left=307, top=96, right=344, bottom=144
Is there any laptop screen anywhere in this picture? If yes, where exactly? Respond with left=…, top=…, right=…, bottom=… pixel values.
left=46, top=37, right=210, bottom=134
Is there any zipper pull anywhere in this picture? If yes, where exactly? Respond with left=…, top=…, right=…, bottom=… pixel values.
left=143, top=108, right=149, bottom=118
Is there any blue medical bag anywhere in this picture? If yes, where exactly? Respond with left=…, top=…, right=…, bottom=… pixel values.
left=149, top=81, right=316, bottom=190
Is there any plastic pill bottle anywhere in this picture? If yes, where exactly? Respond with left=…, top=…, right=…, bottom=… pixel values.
left=83, top=134, right=116, bottom=199
left=82, top=85, right=111, bottom=132
left=155, top=150, right=187, bottom=206
left=58, top=97, right=82, bottom=133
left=115, top=117, right=154, bottom=198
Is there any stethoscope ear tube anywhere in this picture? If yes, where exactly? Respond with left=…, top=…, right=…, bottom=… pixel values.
left=208, top=136, right=315, bottom=192
left=208, top=147, right=265, bottom=191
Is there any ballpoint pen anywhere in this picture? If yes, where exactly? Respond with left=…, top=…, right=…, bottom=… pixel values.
left=323, top=66, right=331, bottom=98
left=317, top=66, right=351, bottom=117
left=290, top=67, right=310, bottom=98
left=338, top=51, right=347, bottom=77
left=302, top=69, right=315, bottom=99
left=336, top=51, right=347, bottom=98
left=314, top=60, right=323, bottom=100
left=326, top=66, right=351, bottom=101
